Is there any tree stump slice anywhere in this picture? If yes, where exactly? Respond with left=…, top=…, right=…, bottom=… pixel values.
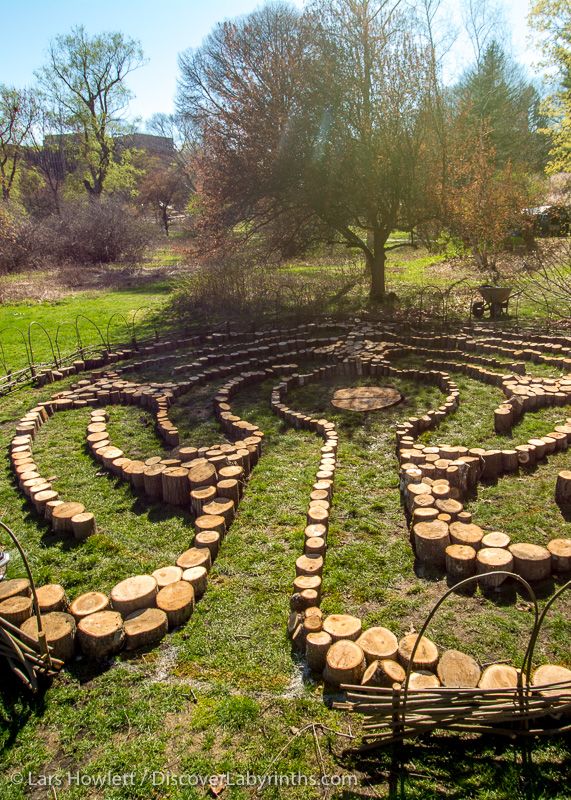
left=151, top=565, right=183, bottom=589
left=555, top=471, right=571, bottom=504
left=177, top=547, right=212, bottom=572
left=0, top=595, right=33, bottom=626
left=397, top=633, right=439, bottom=670
left=194, top=514, right=225, bottom=537
left=412, top=520, right=450, bottom=566
left=191, top=487, right=217, bottom=517
left=356, top=626, right=398, bottom=664
left=21, top=611, right=76, bottom=662
left=36, top=584, right=67, bottom=613
left=217, top=478, right=241, bottom=505
left=331, top=386, right=402, bottom=412
left=509, top=543, right=551, bottom=582
left=33, top=489, right=59, bottom=514
left=476, top=547, right=514, bottom=588
left=71, top=512, right=96, bottom=541
left=69, top=591, right=110, bottom=621
left=449, top=522, right=483, bottom=549
left=295, top=554, right=323, bottom=577
left=188, top=462, right=217, bottom=489
left=307, top=506, right=329, bottom=528
left=161, top=467, right=190, bottom=507
left=323, top=640, right=366, bottom=685
left=123, top=608, right=168, bottom=650
left=408, top=671, right=441, bottom=690
left=0, top=578, right=30, bottom=602
left=305, top=631, right=332, bottom=672
left=435, top=498, right=463, bottom=520
left=481, top=532, right=511, bottom=549
left=437, top=649, right=481, bottom=687
left=445, top=544, right=476, bottom=582
left=194, top=531, right=221, bottom=558
left=322, top=614, right=362, bottom=642
left=532, top=664, right=571, bottom=697
left=478, top=664, right=519, bottom=689
left=412, top=507, right=439, bottom=524
left=143, top=466, right=165, bottom=499
left=156, top=581, right=194, bottom=629
left=202, top=498, right=235, bottom=526
left=305, top=536, right=327, bottom=557
left=547, top=538, right=571, bottom=573
left=52, top=502, right=85, bottom=533
left=77, top=610, right=125, bottom=659
left=110, top=575, right=157, bottom=616
left=377, top=658, right=406, bottom=687
left=181, top=566, right=208, bottom=598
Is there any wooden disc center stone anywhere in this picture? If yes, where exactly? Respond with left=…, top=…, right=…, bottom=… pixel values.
left=331, top=386, right=403, bottom=412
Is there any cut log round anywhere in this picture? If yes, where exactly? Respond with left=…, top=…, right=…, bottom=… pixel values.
left=123, top=607, right=168, bottom=650
left=509, top=543, right=551, bottom=582
left=156, top=581, right=194, bottom=629
left=194, top=514, right=225, bottom=538
left=202, top=498, right=235, bottom=526
left=188, top=461, right=217, bottom=489
left=437, top=649, right=481, bottom=688
left=547, top=538, right=571, bottom=573
left=69, top=591, right=110, bottom=621
left=181, top=566, right=208, bottom=597
left=151, top=565, right=183, bottom=589
left=161, top=467, right=190, bottom=507
left=377, top=658, right=406, bottom=687
left=481, top=531, right=510, bottom=549
left=555, top=471, right=571, bottom=504
left=21, top=611, right=76, bottom=662
left=307, top=506, right=329, bottom=528
left=305, top=536, right=326, bottom=557
left=52, top=502, right=86, bottom=533
left=477, top=547, right=514, bottom=588
left=0, top=595, right=33, bottom=626
left=71, top=512, right=96, bottom=541
left=177, top=547, right=212, bottom=572
left=478, top=664, right=519, bottom=689
left=412, top=507, right=439, bottom=524
left=408, top=671, right=441, bottom=690
left=435, top=498, right=463, bottom=520
left=216, top=478, right=241, bottom=505
left=194, top=530, right=221, bottom=558
left=412, top=520, right=450, bottom=566
left=532, top=664, right=571, bottom=697
left=323, top=639, right=366, bottom=685
left=397, top=633, right=439, bottom=670
left=36, top=584, right=67, bottom=613
left=322, top=614, right=362, bottom=642
left=190, top=486, right=217, bottom=517
left=445, top=544, right=476, bottom=583
left=143, top=465, right=165, bottom=499
left=77, top=610, right=124, bottom=659
left=33, top=489, right=59, bottom=514
left=110, top=575, right=157, bottom=615
left=449, top=522, right=483, bottom=549
left=295, top=554, right=323, bottom=577
left=355, top=627, right=398, bottom=664
left=305, top=631, right=332, bottom=672
left=0, top=578, right=30, bottom=602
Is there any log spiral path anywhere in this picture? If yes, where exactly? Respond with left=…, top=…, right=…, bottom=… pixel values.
left=2, top=321, right=570, bottom=721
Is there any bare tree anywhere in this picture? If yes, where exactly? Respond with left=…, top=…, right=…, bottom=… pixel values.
left=0, top=86, right=37, bottom=201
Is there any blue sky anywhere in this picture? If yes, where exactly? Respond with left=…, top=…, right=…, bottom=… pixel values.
left=0, top=0, right=539, bottom=129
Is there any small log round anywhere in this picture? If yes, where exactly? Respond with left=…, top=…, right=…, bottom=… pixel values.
left=355, top=627, right=398, bottom=664
left=509, top=543, right=551, bottom=582
left=143, top=465, right=165, bottom=500
left=477, top=547, right=514, bottom=588
left=21, top=611, right=76, bottom=662
left=156, top=581, right=194, bottom=629
left=307, top=506, right=329, bottom=528
left=77, top=610, right=124, bottom=659
left=123, top=607, right=168, bottom=650
left=36, top=584, right=67, bottom=613
left=191, top=486, right=217, bottom=517
left=397, top=633, right=439, bottom=670
left=151, top=565, right=183, bottom=589
left=305, top=536, right=327, bottom=556
left=323, top=639, right=366, bottom=686
left=194, top=530, right=221, bottom=559
left=555, top=470, right=571, bottom=504
left=194, top=514, right=225, bottom=538
left=33, top=489, right=59, bottom=515
left=408, top=671, right=441, bottom=690
left=481, top=531, right=510, bottom=549
left=412, top=506, right=439, bottom=524
left=412, top=520, right=450, bottom=566
left=295, top=554, right=323, bottom=577
left=161, top=467, right=190, bottom=507
left=0, top=595, right=33, bottom=626
left=377, top=658, right=406, bottom=686
left=322, top=614, right=362, bottom=642
left=69, top=591, right=110, bottom=621
left=181, top=566, right=208, bottom=597
left=445, top=544, right=476, bottom=583
left=0, top=578, right=30, bottom=602
left=71, top=512, right=96, bottom=541
left=478, top=663, right=519, bottom=689
left=437, top=649, right=481, bottom=687
left=435, top=498, right=463, bottom=520
left=305, top=631, right=332, bottom=672
left=177, top=547, right=212, bottom=572
left=449, top=522, right=483, bottom=549
left=547, top=538, right=571, bottom=573
left=202, top=498, right=235, bottom=526
left=110, top=575, right=157, bottom=616
left=216, top=478, right=241, bottom=505
left=52, top=502, right=86, bottom=533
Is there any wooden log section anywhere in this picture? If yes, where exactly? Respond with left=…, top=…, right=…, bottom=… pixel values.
left=478, top=664, right=519, bottom=689
left=0, top=595, right=33, bottom=626
left=161, top=467, right=190, bottom=507
left=532, top=664, right=571, bottom=696
left=295, top=554, right=323, bottom=578
left=156, top=581, right=194, bottom=629
left=77, top=610, right=125, bottom=659
left=71, top=512, right=96, bottom=541
left=177, top=547, right=212, bottom=572
left=36, top=584, right=67, bottom=613
left=191, top=487, right=217, bottom=517
left=216, top=478, right=241, bottom=506
left=547, top=538, right=571, bottom=573
left=408, top=671, right=441, bottom=690
left=123, top=460, right=145, bottom=490
left=509, top=543, right=551, bottom=582
left=194, top=514, right=225, bottom=538
left=397, top=633, right=439, bottom=670
left=405, top=482, right=432, bottom=513
left=494, top=406, right=513, bottom=434
left=412, top=507, right=439, bottom=525
left=110, top=575, right=157, bottom=616
left=480, top=450, right=503, bottom=480
left=481, top=531, right=510, bottom=549
left=435, top=498, right=463, bottom=521
left=412, top=494, right=436, bottom=512
left=100, top=447, right=124, bottom=471
left=501, top=450, right=519, bottom=473
left=305, top=631, right=332, bottom=672
left=449, top=522, right=483, bottom=550
left=202, top=498, right=235, bottom=526
left=476, top=547, right=514, bottom=588
left=0, top=578, right=30, bottom=603
left=437, top=649, right=481, bottom=687
left=123, top=608, right=168, bottom=650
left=307, top=506, right=329, bottom=528
left=412, top=520, right=450, bottom=566
left=69, top=591, right=110, bottom=621
left=431, top=483, right=450, bottom=502
left=143, top=466, right=165, bottom=500
left=151, top=566, right=183, bottom=589
left=555, top=471, right=571, bottom=504
left=293, top=575, right=322, bottom=600
left=355, top=627, right=398, bottom=664
left=194, top=531, right=221, bottom=559
left=181, top=566, right=208, bottom=598
left=322, top=614, right=362, bottom=642
left=445, top=544, right=476, bottom=583
left=52, top=502, right=86, bottom=533
left=21, top=611, right=76, bottom=662
left=45, top=500, right=64, bottom=521
left=305, top=524, right=327, bottom=542
left=323, top=640, right=366, bottom=686
left=33, top=489, right=59, bottom=515
left=305, top=536, right=326, bottom=557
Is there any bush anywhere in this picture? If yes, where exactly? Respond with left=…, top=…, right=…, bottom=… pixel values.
left=0, top=205, right=45, bottom=273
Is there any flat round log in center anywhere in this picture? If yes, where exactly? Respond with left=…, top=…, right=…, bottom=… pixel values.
left=331, top=386, right=403, bottom=412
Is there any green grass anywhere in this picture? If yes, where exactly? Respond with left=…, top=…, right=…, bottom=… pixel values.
left=0, top=345, right=569, bottom=799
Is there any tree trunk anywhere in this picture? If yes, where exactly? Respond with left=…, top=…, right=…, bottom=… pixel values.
left=367, top=232, right=387, bottom=301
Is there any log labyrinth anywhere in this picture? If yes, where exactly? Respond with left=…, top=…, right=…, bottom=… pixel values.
left=1, top=321, right=570, bottom=703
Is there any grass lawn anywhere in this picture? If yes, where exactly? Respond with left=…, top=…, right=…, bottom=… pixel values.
left=0, top=338, right=569, bottom=799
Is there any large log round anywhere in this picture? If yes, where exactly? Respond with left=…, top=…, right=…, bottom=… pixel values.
left=123, top=608, right=168, bottom=650
left=322, top=614, right=362, bottom=642
left=52, top=502, right=86, bottom=533
left=36, top=584, right=67, bottom=613
left=355, top=627, right=398, bottom=664
left=437, top=649, right=481, bottom=687
left=449, top=522, right=483, bottom=549
left=305, top=631, right=332, bottom=672
left=0, top=595, right=33, bottom=626
left=476, top=547, right=514, bottom=588
left=547, top=538, right=571, bottom=573
left=110, top=575, right=157, bottom=616
left=156, top=581, right=194, bottom=629
left=177, top=547, right=212, bottom=572
left=0, top=578, right=30, bottom=602
left=532, top=664, right=571, bottom=697
left=412, top=520, right=450, bottom=566
left=151, top=565, right=183, bottom=589
left=509, top=543, right=551, bottom=582
left=323, top=640, right=366, bottom=686
left=478, top=664, right=519, bottom=689
left=181, top=566, right=208, bottom=598
left=21, top=611, right=76, bottom=662
left=77, top=610, right=124, bottom=659
left=69, top=591, right=110, bottom=621
left=397, top=633, right=439, bottom=670
left=445, top=544, right=476, bottom=583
